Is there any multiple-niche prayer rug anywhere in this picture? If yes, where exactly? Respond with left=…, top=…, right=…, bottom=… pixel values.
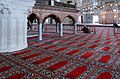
left=0, top=27, right=120, bottom=79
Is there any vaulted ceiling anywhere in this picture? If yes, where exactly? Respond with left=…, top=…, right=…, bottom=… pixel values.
left=57, top=0, right=120, bottom=14
left=59, top=0, right=120, bottom=8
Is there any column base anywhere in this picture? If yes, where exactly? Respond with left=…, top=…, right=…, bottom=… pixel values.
left=0, top=44, right=28, bottom=53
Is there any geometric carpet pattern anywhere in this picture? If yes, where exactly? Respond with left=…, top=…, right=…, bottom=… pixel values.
left=0, top=27, right=120, bottom=79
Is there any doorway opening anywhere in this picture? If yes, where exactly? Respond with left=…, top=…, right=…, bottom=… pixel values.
left=93, top=15, right=99, bottom=23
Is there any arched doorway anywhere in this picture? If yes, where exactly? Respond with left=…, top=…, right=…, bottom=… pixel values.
left=62, top=15, right=75, bottom=34
left=43, top=14, right=61, bottom=34
left=27, top=13, right=40, bottom=37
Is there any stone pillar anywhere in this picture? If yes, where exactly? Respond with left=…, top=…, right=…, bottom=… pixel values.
left=0, top=0, right=35, bottom=52
left=51, top=0, right=55, bottom=6
left=38, top=23, right=43, bottom=41
left=42, top=24, right=45, bottom=32
left=74, top=23, right=77, bottom=34
left=56, top=23, right=59, bottom=33
left=59, top=23, right=63, bottom=36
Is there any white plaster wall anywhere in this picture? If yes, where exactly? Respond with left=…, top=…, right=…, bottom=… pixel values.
left=99, top=12, right=119, bottom=24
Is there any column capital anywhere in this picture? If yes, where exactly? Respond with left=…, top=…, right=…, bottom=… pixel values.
left=0, top=0, right=35, bottom=14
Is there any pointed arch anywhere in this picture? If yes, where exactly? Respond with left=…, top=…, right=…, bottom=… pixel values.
left=62, top=15, right=75, bottom=25
left=27, top=13, right=40, bottom=24
left=43, top=14, right=61, bottom=23
left=27, top=13, right=40, bottom=34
